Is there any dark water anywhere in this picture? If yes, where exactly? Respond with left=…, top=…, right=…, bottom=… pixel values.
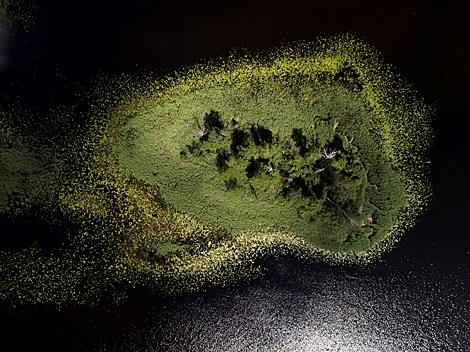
left=84, top=135, right=470, bottom=351
left=1, top=0, right=469, bottom=351
left=1, top=118, right=468, bottom=351
left=120, top=259, right=467, bottom=351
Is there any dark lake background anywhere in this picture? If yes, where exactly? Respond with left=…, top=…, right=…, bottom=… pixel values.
left=1, top=0, right=469, bottom=350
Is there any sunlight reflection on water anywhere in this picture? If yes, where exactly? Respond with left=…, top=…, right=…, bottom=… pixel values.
left=109, top=256, right=468, bottom=352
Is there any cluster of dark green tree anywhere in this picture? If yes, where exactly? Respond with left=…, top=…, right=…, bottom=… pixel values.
left=179, top=108, right=405, bottom=251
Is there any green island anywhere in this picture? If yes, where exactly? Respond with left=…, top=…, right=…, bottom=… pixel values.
left=117, top=82, right=401, bottom=253
left=0, top=34, right=434, bottom=307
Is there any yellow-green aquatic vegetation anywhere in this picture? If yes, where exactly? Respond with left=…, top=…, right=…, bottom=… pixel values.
left=0, top=34, right=433, bottom=307
left=0, top=0, right=37, bottom=33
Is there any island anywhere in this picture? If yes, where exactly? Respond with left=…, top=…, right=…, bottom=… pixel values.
left=0, top=34, right=434, bottom=307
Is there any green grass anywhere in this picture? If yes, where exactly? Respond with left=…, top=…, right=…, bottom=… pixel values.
left=114, top=79, right=405, bottom=252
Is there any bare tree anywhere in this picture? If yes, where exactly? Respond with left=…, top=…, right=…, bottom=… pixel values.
left=326, top=196, right=359, bottom=228
left=195, top=125, right=208, bottom=140
left=284, top=173, right=296, bottom=183
left=265, top=165, right=275, bottom=174
left=322, top=147, right=338, bottom=160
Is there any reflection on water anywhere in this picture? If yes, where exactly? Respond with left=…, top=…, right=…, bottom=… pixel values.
left=102, top=255, right=468, bottom=352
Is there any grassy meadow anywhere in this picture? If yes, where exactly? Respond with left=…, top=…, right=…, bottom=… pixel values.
left=115, top=79, right=404, bottom=252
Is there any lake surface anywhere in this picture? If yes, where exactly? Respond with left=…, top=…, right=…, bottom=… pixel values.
left=1, top=0, right=469, bottom=350
left=4, top=114, right=468, bottom=352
